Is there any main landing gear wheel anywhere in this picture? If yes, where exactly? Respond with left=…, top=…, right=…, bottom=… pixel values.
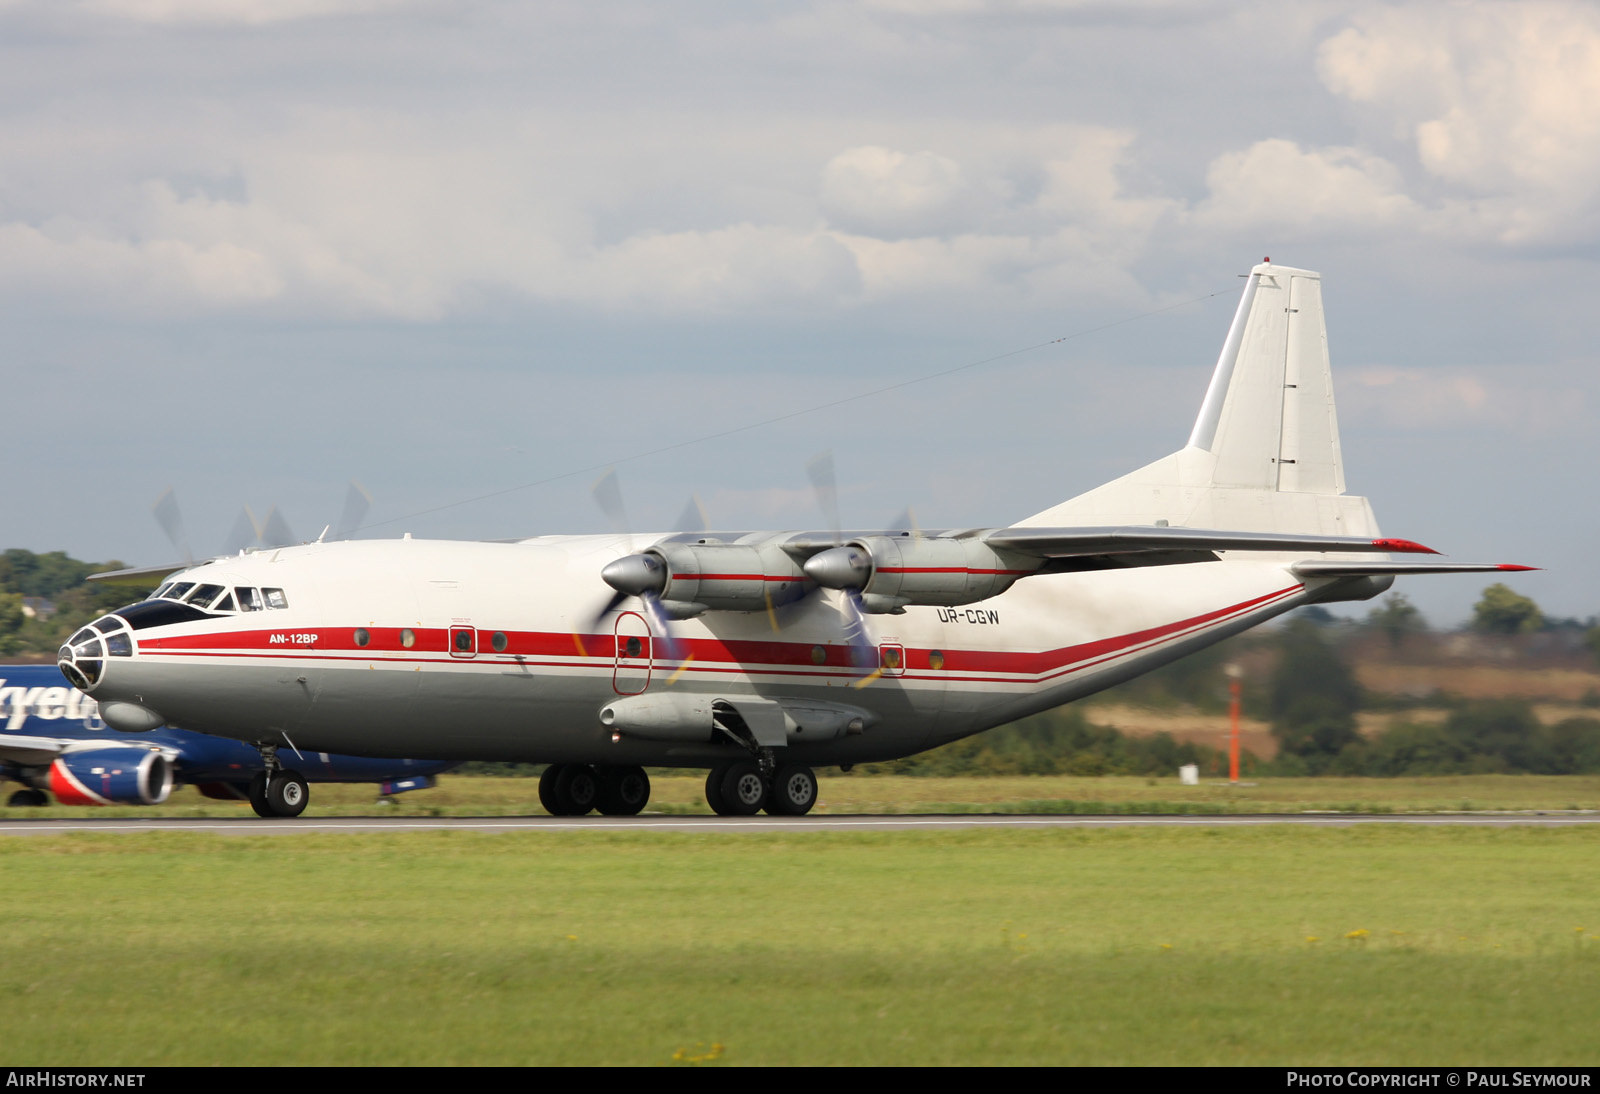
left=539, top=763, right=600, bottom=816
left=248, top=770, right=310, bottom=818
left=764, top=764, right=817, bottom=816
left=7, top=788, right=48, bottom=807
left=248, top=772, right=272, bottom=817
left=596, top=766, right=651, bottom=816
left=267, top=770, right=309, bottom=817
left=718, top=760, right=768, bottom=816
left=705, top=764, right=732, bottom=816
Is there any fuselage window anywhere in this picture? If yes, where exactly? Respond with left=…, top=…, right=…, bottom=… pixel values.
left=185, top=584, right=225, bottom=609
left=624, top=636, right=643, bottom=658
left=491, top=631, right=508, bottom=653
left=400, top=628, right=416, bottom=649
left=454, top=629, right=474, bottom=653
left=236, top=587, right=264, bottom=612
left=263, top=588, right=288, bottom=610
left=354, top=628, right=370, bottom=648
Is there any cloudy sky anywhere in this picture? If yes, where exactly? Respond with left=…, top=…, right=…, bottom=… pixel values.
left=2, top=0, right=1594, bottom=625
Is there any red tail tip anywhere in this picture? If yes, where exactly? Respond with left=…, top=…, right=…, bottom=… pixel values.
left=1497, top=564, right=1540, bottom=572
left=1372, top=538, right=1439, bottom=555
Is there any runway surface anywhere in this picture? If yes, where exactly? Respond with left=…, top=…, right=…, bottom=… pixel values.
left=2, top=812, right=1598, bottom=836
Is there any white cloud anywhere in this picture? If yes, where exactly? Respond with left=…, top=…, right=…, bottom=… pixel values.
left=568, top=224, right=863, bottom=314
left=1339, top=365, right=1594, bottom=435
left=1189, top=138, right=1418, bottom=235
left=83, top=0, right=418, bottom=24
left=1317, top=0, right=1600, bottom=244
left=820, top=146, right=984, bottom=239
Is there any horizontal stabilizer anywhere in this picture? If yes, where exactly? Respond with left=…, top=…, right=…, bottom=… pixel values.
left=986, top=526, right=1436, bottom=559
left=1291, top=561, right=1539, bottom=578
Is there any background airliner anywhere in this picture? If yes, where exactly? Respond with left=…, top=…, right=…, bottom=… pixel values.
left=0, top=663, right=454, bottom=812
left=65, top=262, right=1529, bottom=819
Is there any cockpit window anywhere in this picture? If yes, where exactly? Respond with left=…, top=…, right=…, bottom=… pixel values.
left=236, top=587, right=264, bottom=612
left=150, top=582, right=175, bottom=600
left=185, top=584, right=226, bottom=609
left=213, top=591, right=237, bottom=612
left=263, top=588, right=289, bottom=610
left=164, top=582, right=196, bottom=602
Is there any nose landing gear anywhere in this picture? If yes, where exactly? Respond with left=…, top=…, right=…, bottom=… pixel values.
left=248, top=744, right=309, bottom=818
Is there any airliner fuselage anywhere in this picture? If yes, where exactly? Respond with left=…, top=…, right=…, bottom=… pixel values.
left=64, top=262, right=1526, bottom=817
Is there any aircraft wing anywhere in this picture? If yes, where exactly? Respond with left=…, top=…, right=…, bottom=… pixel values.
left=87, top=561, right=194, bottom=585
left=0, top=735, right=67, bottom=766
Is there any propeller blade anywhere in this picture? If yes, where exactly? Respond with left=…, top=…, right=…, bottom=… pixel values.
left=673, top=493, right=710, bottom=535
left=587, top=588, right=629, bottom=629
left=839, top=588, right=875, bottom=673
left=260, top=506, right=296, bottom=548
left=222, top=506, right=262, bottom=555
left=638, top=591, right=680, bottom=662
left=806, top=451, right=841, bottom=545
left=592, top=468, right=630, bottom=536
left=334, top=481, right=373, bottom=540
left=573, top=588, right=628, bottom=658
left=887, top=506, right=921, bottom=538
left=152, top=488, right=192, bottom=563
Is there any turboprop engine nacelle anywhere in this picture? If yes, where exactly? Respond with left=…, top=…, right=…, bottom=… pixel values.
left=601, top=542, right=813, bottom=618
left=803, top=535, right=1040, bottom=613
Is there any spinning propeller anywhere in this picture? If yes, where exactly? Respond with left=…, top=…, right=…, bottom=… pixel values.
left=154, top=481, right=372, bottom=563
left=801, top=452, right=879, bottom=674
left=586, top=469, right=682, bottom=660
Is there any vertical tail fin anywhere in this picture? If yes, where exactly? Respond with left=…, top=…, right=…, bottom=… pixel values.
left=1189, top=263, right=1344, bottom=495
left=1017, top=261, right=1378, bottom=537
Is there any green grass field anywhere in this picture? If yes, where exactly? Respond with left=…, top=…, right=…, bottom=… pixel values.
left=7, top=772, right=1599, bottom=819
left=3, top=825, right=1598, bottom=1065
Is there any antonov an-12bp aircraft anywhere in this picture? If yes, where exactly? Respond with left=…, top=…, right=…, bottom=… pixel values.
left=68, top=262, right=1529, bottom=818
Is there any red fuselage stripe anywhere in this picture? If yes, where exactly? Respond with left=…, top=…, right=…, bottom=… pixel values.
left=133, top=585, right=1303, bottom=684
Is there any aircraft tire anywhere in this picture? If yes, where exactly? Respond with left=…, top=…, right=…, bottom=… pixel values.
left=596, top=766, right=650, bottom=816
left=718, top=761, right=767, bottom=816
left=266, top=770, right=310, bottom=818
left=6, top=788, right=48, bottom=807
left=764, top=764, right=817, bottom=816
left=247, top=773, right=273, bottom=818
left=550, top=764, right=599, bottom=816
left=705, top=764, right=732, bottom=816
left=537, top=764, right=567, bottom=815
